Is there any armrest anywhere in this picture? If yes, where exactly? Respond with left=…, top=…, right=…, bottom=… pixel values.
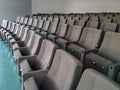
left=13, top=47, right=27, bottom=51
left=23, top=69, right=49, bottom=82
left=80, top=48, right=98, bottom=63
left=11, top=41, right=24, bottom=45
left=82, top=48, right=98, bottom=54
left=17, top=55, right=37, bottom=61
left=108, top=63, right=120, bottom=80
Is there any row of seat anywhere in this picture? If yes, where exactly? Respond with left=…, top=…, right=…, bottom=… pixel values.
left=1, top=16, right=120, bottom=84
left=16, top=15, right=120, bottom=30
left=0, top=19, right=120, bottom=90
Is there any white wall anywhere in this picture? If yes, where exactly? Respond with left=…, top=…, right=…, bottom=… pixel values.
left=0, top=0, right=31, bottom=23
left=32, top=0, right=120, bottom=14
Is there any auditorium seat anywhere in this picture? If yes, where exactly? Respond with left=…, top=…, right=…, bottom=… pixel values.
left=9, top=27, right=29, bottom=48
left=85, top=32, right=120, bottom=82
left=42, top=16, right=48, bottom=21
left=39, top=21, right=51, bottom=36
left=23, top=17, right=28, bottom=25
left=26, top=18, right=33, bottom=27
left=40, top=21, right=58, bottom=38
left=16, top=16, right=21, bottom=23
left=30, top=19, right=38, bottom=30
left=60, top=18, right=67, bottom=23
left=19, top=39, right=58, bottom=76
left=86, top=21, right=99, bottom=29
left=23, top=49, right=83, bottom=90
left=67, top=19, right=75, bottom=25
left=13, top=33, right=42, bottom=60
left=47, top=23, right=68, bottom=42
left=47, top=16, right=53, bottom=21
left=76, top=69, right=120, bottom=90
left=56, top=25, right=82, bottom=49
left=1, top=22, right=16, bottom=40
left=75, top=20, right=86, bottom=27
left=35, top=20, right=51, bottom=34
left=100, top=22, right=118, bottom=32
left=19, top=17, right=25, bottom=24
left=67, top=28, right=102, bottom=60
left=53, top=17, right=59, bottom=22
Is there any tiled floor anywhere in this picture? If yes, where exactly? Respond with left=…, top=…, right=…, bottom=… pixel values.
left=0, top=39, right=21, bottom=90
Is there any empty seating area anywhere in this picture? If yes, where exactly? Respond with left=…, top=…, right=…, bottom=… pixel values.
left=0, top=12, right=120, bottom=90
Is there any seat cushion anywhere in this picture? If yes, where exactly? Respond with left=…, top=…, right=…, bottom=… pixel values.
left=24, top=77, right=39, bottom=90
left=67, top=43, right=84, bottom=59
left=20, top=60, right=32, bottom=75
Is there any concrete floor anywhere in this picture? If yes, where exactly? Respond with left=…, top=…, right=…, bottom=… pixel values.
left=0, top=39, right=21, bottom=90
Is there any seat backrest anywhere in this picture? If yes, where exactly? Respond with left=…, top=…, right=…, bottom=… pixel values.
left=42, top=16, right=48, bottom=21
left=21, top=27, right=29, bottom=41
left=16, top=16, right=20, bottom=23
left=40, top=49, right=83, bottom=90
left=38, top=16, right=42, bottom=20
left=10, top=22, right=16, bottom=32
left=48, top=16, right=53, bottom=21
left=53, top=17, right=59, bottom=22
left=60, top=18, right=67, bottom=23
left=42, top=21, right=51, bottom=31
left=100, top=18, right=112, bottom=23
left=78, top=28, right=102, bottom=49
left=65, top=25, right=82, bottom=42
left=67, top=19, right=75, bottom=25
left=55, top=23, right=68, bottom=37
left=34, top=39, right=58, bottom=70
left=23, top=17, right=28, bottom=25
left=98, top=32, right=120, bottom=62
left=20, top=17, right=24, bottom=24
left=81, top=16, right=89, bottom=21
left=30, top=34, right=43, bottom=55
left=32, top=19, right=38, bottom=27
left=6, top=21, right=12, bottom=30
left=26, top=30, right=34, bottom=48
left=13, top=24, right=19, bottom=34
left=100, top=23, right=117, bottom=32
left=27, top=18, right=33, bottom=26
left=76, top=69, right=120, bottom=90
left=18, top=25, right=24, bottom=38
left=1, top=19, right=8, bottom=28
left=75, top=20, right=86, bottom=27
left=48, top=22, right=58, bottom=34
left=37, top=20, right=44, bottom=29
left=86, top=21, right=99, bottom=29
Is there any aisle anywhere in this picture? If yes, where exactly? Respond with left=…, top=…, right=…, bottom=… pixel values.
left=0, top=39, right=21, bottom=90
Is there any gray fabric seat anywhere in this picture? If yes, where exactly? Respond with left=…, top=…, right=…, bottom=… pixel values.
left=47, top=23, right=68, bottom=42
left=75, top=20, right=86, bottom=27
left=40, top=21, right=58, bottom=38
left=19, top=39, right=58, bottom=76
left=85, top=32, right=120, bottom=83
left=76, top=69, right=120, bottom=90
left=13, top=33, right=42, bottom=60
left=39, top=21, right=51, bottom=38
left=10, top=27, right=29, bottom=49
left=67, top=28, right=102, bottom=60
left=86, top=21, right=99, bottom=29
left=23, top=49, right=83, bottom=90
left=100, top=22, right=118, bottom=32
left=56, top=25, right=82, bottom=49
left=67, top=19, right=75, bottom=25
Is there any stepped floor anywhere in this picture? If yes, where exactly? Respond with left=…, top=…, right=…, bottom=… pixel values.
left=0, top=39, right=21, bottom=90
